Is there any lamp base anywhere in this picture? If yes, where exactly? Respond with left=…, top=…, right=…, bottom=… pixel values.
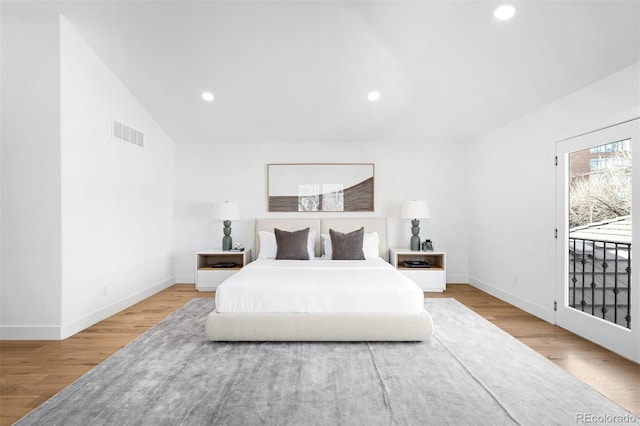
left=222, top=220, right=232, bottom=251
left=222, top=236, right=232, bottom=251
left=410, top=235, right=420, bottom=251
left=410, top=219, right=421, bottom=251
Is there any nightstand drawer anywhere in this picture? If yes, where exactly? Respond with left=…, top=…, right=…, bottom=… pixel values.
left=195, top=249, right=252, bottom=291
left=390, top=248, right=446, bottom=292
left=197, top=269, right=236, bottom=291
left=400, top=269, right=446, bottom=292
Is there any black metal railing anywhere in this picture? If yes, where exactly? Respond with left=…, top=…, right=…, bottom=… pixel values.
left=568, top=238, right=631, bottom=329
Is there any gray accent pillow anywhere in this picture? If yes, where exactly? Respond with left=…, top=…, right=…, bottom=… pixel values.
left=330, top=227, right=365, bottom=260
left=275, top=227, right=310, bottom=260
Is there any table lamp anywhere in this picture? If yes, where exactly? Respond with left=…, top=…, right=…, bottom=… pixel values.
left=212, top=201, right=240, bottom=250
left=401, top=200, right=430, bottom=251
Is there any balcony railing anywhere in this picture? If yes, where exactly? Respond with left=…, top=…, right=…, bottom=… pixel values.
left=569, top=238, right=631, bottom=329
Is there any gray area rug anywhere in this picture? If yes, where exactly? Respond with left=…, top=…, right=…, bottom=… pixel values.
left=16, top=299, right=635, bottom=426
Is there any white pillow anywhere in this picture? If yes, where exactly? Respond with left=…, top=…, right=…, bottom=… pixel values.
left=321, top=233, right=332, bottom=258
left=363, top=232, right=380, bottom=259
left=322, top=231, right=380, bottom=259
left=259, top=230, right=316, bottom=259
left=258, top=231, right=278, bottom=259
left=307, top=231, right=317, bottom=258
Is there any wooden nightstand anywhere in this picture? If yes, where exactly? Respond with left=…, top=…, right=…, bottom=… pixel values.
left=390, top=248, right=446, bottom=292
left=195, top=249, right=252, bottom=291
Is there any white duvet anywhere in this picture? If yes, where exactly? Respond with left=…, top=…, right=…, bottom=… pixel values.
left=215, top=258, right=425, bottom=314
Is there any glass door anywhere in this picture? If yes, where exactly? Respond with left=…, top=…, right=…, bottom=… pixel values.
left=555, top=119, right=639, bottom=360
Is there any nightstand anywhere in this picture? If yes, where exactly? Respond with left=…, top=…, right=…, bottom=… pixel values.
left=195, top=249, right=252, bottom=291
left=390, top=248, right=446, bottom=292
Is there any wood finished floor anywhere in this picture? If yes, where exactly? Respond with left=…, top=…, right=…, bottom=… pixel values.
left=1, top=284, right=638, bottom=425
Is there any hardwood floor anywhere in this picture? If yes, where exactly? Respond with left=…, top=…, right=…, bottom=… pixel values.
left=1, top=284, right=638, bottom=425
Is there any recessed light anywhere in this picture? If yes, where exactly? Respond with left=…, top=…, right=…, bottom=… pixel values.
left=368, top=91, right=380, bottom=102
left=201, top=92, right=215, bottom=102
left=494, top=4, right=516, bottom=21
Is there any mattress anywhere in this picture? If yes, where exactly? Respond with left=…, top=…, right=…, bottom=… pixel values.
left=214, top=258, right=426, bottom=314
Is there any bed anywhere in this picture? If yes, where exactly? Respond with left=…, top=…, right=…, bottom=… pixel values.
left=205, top=218, right=433, bottom=341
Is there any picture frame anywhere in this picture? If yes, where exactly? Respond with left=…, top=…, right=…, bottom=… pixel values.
left=267, top=163, right=375, bottom=212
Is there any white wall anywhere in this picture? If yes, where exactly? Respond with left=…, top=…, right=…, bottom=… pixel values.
left=1, top=14, right=63, bottom=338
left=59, top=16, right=176, bottom=338
left=0, top=14, right=177, bottom=339
left=467, top=63, right=639, bottom=323
left=175, top=142, right=469, bottom=283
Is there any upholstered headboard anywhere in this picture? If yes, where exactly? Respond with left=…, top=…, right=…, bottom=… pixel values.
left=255, top=218, right=388, bottom=259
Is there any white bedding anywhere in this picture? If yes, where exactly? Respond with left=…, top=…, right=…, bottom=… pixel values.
left=215, top=258, right=425, bottom=314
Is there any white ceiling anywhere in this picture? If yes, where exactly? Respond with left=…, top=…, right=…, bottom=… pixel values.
left=4, top=1, right=639, bottom=144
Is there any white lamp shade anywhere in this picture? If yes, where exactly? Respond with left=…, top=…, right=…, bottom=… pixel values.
left=401, top=200, right=430, bottom=219
left=212, top=201, right=240, bottom=221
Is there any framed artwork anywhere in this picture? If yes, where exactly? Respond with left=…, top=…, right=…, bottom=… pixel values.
left=268, top=163, right=375, bottom=212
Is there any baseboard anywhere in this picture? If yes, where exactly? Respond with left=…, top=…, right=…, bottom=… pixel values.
left=468, top=276, right=552, bottom=322
left=0, top=324, right=63, bottom=340
left=59, top=277, right=176, bottom=339
left=0, top=277, right=176, bottom=340
left=175, top=275, right=195, bottom=284
left=445, top=274, right=468, bottom=284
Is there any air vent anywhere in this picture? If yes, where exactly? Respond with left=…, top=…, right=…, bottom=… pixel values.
left=112, top=120, right=144, bottom=147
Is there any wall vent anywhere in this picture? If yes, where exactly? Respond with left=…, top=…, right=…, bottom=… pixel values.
left=112, top=120, right=144, bottom=147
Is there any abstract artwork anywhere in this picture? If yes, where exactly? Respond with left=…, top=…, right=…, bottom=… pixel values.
left=268, top=163, right=374, bottom=212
